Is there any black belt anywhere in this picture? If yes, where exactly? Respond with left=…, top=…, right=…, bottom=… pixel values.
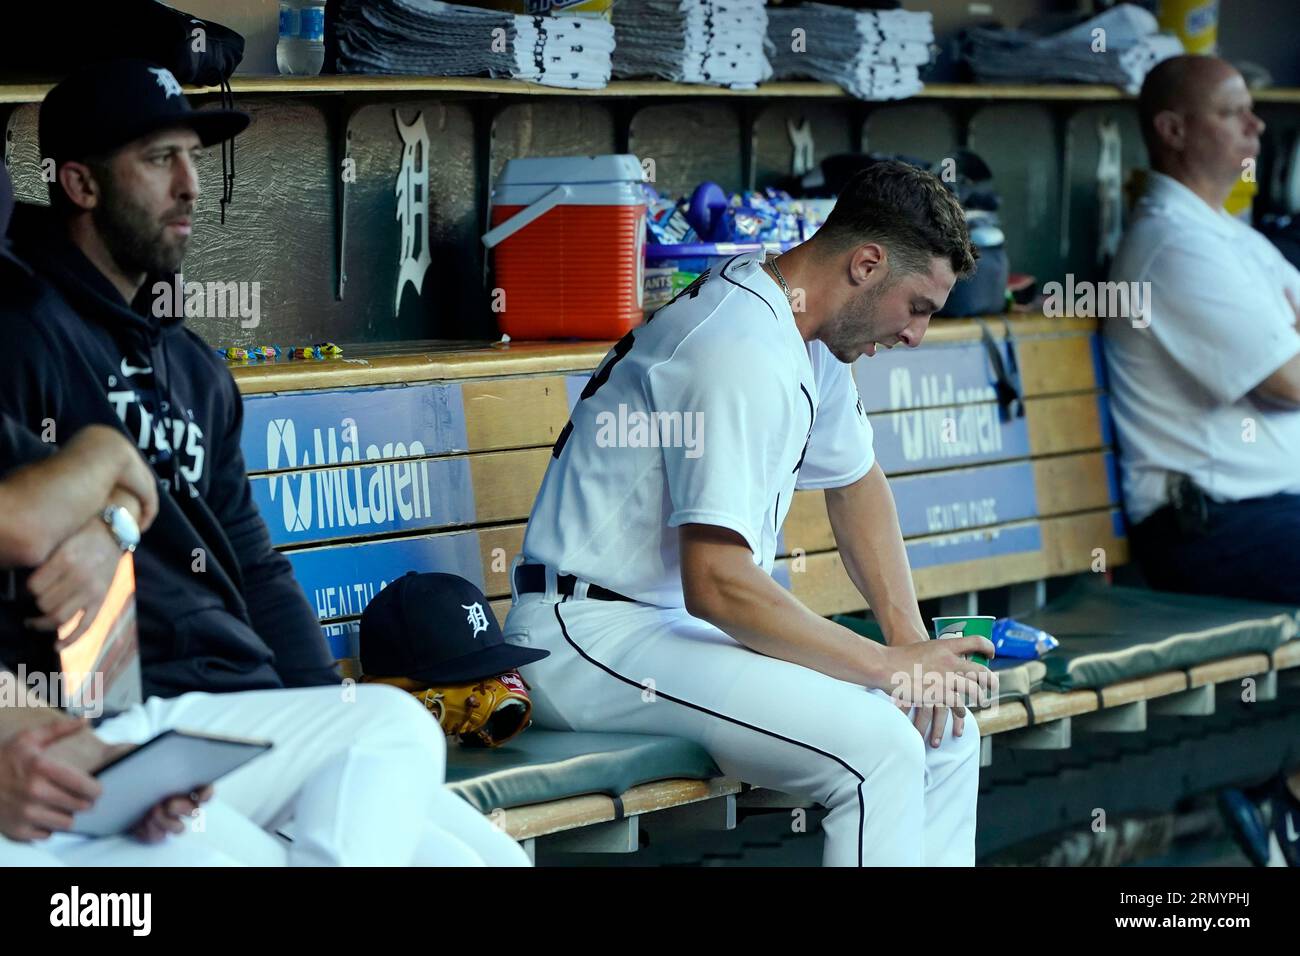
left=514, top=564, right=634, bottom=602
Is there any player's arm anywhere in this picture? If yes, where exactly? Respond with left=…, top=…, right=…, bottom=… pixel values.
left=1253, top=290, right=1300, bottom=408
left=0, top=422, right=156, bottom=568
left=680, top=523, right=898, bottom=686
left=679, top=525, right=991, bottom=707
left=1137, top=240, right=1300, bottom=409
left=821, top=463, right=980, bottom=748
left=823, top=462, right=928, bottom=646
left=1255, top=357, right=1300, bottom=409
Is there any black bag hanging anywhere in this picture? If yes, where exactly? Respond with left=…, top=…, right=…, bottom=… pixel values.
left=0, top=0, right=244, bottom=85
left=0, top=1, right=247, bottom=221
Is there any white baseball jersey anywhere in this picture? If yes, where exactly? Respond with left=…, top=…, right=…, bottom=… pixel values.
left=521, top=251, right=875, bottom=607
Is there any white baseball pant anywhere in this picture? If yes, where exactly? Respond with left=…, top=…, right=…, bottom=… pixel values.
left=0, top=684, right=530, bottom=867
left=504, top=589, right=981, bottom=866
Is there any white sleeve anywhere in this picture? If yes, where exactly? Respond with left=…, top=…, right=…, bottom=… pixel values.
left=1265, top=236, right=1300, bottom=308
left=1142, top=238, right=1300, bottom=405
left=795, top=345, right=876, bottom=490
left=647, top=334, right=795, bottom=557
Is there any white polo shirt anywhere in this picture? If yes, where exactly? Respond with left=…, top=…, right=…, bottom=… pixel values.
left=521, top=251, right=875, bottom=608
left=1104, top=171, right=1300, bottom=524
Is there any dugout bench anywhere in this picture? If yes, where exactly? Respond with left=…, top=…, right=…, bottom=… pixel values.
left=232, top=316, right=1300, bottom=861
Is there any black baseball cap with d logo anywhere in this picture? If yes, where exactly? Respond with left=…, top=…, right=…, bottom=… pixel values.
left=40, top=58, right=249, bottom=163
left=360, top=572, right=548, bottom=684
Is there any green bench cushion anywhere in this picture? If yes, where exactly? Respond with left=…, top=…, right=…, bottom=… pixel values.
left=1019, top=580, right=1297, bottom=691
left=987, top=659, right=1046, bottom=702
left=444, top=730, right=722, bottom=813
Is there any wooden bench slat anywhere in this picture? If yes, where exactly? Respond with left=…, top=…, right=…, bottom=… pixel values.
left=1276, top=641, right=1300, bottom=669
left=498, top=777, right=742, bottom=841
left=1015, top=335, right=1101, bottom=396
left=1033, top=451, right=1117, bottom=515
left=461, top=378, right=571, bottom=452
left=976, top=650, right=1286, bottom=738
left=1097, top=672, right=1188, bottom=707
left=468, top=448, right=553, bottom=523
left=481, top=525, right=527, bottom=598
left=1188, top=653, right=1272, bottom=687
left=1024, top=392, right=1106, bottom=458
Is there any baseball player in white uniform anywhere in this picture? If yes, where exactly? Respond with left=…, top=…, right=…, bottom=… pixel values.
left=505, top=161, right=996, bottom=866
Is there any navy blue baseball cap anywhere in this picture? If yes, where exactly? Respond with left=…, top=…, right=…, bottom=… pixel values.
left=40, top=58, right=249, bottom=163
left=360, top=572, right=548, bottom=684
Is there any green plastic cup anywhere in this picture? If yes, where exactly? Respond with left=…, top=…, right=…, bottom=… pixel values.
left=932, top=615, right=995, bottom=666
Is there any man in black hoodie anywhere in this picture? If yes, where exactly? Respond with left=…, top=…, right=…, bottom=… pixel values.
left=3, top=60, right=337, bottom=697
left=0, top=66, right=531, bottom=866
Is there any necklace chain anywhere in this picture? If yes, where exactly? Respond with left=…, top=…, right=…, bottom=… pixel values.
left=766, top=252, right=793, bottom=302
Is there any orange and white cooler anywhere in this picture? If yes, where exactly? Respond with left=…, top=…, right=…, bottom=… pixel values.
left=484, top=154, right=647, bottom=340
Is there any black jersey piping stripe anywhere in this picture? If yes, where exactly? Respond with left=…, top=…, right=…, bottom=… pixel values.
left=720, top=254, right=780, bottom=323
left=793, top=382, right=815, bottom=473
left=552, top=599, right=867, bottom=866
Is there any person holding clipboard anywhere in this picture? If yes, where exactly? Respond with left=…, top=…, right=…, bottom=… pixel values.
left=0, top=147, right=528, bottom=866
left=0, top=414, right=526, bottom=866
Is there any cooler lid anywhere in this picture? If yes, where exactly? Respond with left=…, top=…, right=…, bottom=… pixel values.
left=495, top=154, right=644, bottom=188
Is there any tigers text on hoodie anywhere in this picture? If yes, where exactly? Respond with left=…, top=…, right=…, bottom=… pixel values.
left=1, top=199, right=338, bottom=697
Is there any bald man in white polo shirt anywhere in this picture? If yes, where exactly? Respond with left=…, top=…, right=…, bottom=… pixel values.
left=1105, top=55, right=1300, bottom=605
left=1104, top=55, right=1300, bottom=868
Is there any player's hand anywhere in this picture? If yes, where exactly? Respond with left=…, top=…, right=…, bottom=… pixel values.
left=64, top=426, right=158, bottom=532
left=0, top=720, right=102, bottom=842
left=903, top=702, right=963, bottom=749
left=25, top=516, right=123, bottom=647
left=131, top=786, right=214, bottom=844
left=880, top=628, right=969, bottom=746
left=879, top=638, right=997, bottom=741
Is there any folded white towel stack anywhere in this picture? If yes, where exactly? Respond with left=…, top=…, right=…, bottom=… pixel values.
left=335, top=0, right=616, bottom=90
left=767, top=3, right=934, bottom=100
left=964, top=5, right=1183, bottom=94
left=612, top=0, right=773, bottom=90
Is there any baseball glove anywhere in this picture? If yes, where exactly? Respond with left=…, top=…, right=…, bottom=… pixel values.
left=409, top=671, right=534, bottom=748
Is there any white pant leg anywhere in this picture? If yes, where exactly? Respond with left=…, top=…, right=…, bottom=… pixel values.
left=505, top=593, right=957, bottom=867
left=0, top=835, right=65, bottom=865
left=918, top=706, right=981, bottom=866
left=418, top=787, right=531, bottom=866
left=40, top=801, right=284, bottom=866
left=95, top=684, right=445, bottom=866
left=0, top=801, right=281, bottom=867
left=412, top=823, right=488, bottom=866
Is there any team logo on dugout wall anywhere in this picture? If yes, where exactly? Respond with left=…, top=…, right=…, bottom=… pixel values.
left=394, top=110, right=432, bottom=317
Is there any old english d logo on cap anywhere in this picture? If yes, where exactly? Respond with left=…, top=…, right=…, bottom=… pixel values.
left=148, top=67, right=184, bottom=99
left=359, top=572, right=548, bottom=685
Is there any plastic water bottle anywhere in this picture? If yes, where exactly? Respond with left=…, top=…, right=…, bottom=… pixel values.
left=276, top=0, right=301, bottom=76
left=276, top=0, right=326, bottom=76
left=298, top=1, right=327, bottom=75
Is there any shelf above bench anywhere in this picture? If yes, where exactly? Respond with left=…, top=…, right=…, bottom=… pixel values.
left=5, top=75, right=1298, bottom=106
